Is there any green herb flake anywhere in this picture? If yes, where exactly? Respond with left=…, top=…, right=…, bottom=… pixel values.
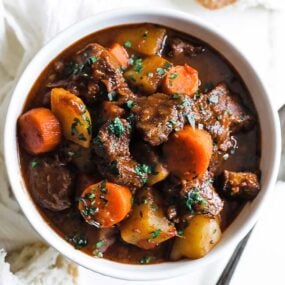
left=95, top=240, right=104, bottom=249
left=163, top=62, right=172, bottom=70
left=172, top=93, right=181, bottom=99
left=107, top=91, right=117, bottom=101
left=66, top=233, right=88, bottom=249
left=134, top=58, right=143, bottom=73
left=139, top=256, right=155, bottom=264
left=126, top=100, right=135, bottom=109
left=156, top=67, right=166, bottom=76
left=109, top=160, right=119, bottom=175
left=124, top=41, right=132, bottom=48
left=185, top=188, right=207, bottom=213
left=31, top=161, right=38, bottom=168
left=108, top=117, right=125, bottom=138
left=177, top=229, right=184, bottom=236
left=170, top=73, right=178, bottom=79
left=150, top=229, right=162, bottom=239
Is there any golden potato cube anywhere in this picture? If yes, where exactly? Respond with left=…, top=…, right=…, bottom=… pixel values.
left=120, top=188, right=176, bottom=249
left=170, top=215, right=222, bottom=260
left=116, top=26, right=166, bottom=56
left=51, top=88, right=92, bottom=148
left=124, top=55, right=172, bottom=94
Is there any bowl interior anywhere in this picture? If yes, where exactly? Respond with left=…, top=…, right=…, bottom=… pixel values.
left=4, top=8, right=281, bottom=281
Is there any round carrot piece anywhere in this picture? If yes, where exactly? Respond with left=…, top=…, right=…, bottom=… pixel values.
left=163, top=126, right=213, bottom=180
left=162, top=64, right=199, bottom=97
left=78, top=181, right=132, bottom=228
left=18, top=107, right=62, bottom=155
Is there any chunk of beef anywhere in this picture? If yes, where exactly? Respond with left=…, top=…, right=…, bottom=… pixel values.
left=97, top=228, right=118, bottom=253
left=93, top=118, right=146, bottom=188
left=193, top=83, right=253, bottom=171
left=75, top=43, right=135, bottom=103
left=168, top=38, right=205, bottom=57
left=181, top=172, right=224, bottom=216
left=131, top=93, right=192, bottom=146
left=28, top=158, right=73, bottom=211
left=58, top=141, right=95, bottom=173
left=222, top=170, right=260, bottom=200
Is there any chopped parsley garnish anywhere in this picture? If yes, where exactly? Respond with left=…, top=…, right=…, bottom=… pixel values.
left=156, top=67, right=166, bottom=76
left=134, top=58, right=143, bottom=73
left=150, top=229, right=162, bottom=239
left=81, top=205, right=97, bottom=216
left=135, top=163, right=153, bottom=185
left=126, top=100, right=135, bottom=109
left=108, top=117, right=125, bottom=138
left=193, top=91, right=201, bottom=100
left=163, top=62, right=172, bottom=69
left=95, top=240, right=104, bottom=249
left=186, top=188, right=207, bottom=213
left=124, top=41, right=132, bottom=48
left=71, top=118, right=82, bottom=136
left=66, top=233, right=88, bottom=249
left=139, top=256, right=155, bottom=264
left=177, top=229, right=184, bottom=236
left=172, top=93, right=181, bottom=99
left=31, top=161, right=38, bottom=168
left=170, top=73, right=178, bottom=79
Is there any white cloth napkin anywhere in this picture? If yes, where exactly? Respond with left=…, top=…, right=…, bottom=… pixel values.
left=0, top=0, right=284, bottom=284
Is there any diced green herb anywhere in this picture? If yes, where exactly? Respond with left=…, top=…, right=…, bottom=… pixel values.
left=31, top=161, right=38, bottom=168
left=193, top=91, right=201, bottom=100
left=108, top=117, right=125, bottom=138
left=170, top=73, right=178, bottom=79
left=126, top=100, right=135, bottom=109
left=95, top=240, right=104, bottom=249
left=156, top=67, right=166, bottom=76
left=213, top=229, right=217, bottom=234
left=150, top=229, right=162, bottom=239
left=163, top=62, right=172, bottom=70
left=134, top=58, right=143, bottom=73
left=172, top=93, right=181, bottom=99
left=71, top=118, right=83, bottom=136
left=66, top=233, right=88, bottom=249
left=185, top=188, right=207, bottom=213
left=177, top=229, right=184, bottom=236
left=139, top=256, right=155, bottom=264
left=124, top=41, right=132, bottom=48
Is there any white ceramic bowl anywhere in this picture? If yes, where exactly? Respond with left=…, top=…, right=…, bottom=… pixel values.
left=4, top=8, right=281, bottom=281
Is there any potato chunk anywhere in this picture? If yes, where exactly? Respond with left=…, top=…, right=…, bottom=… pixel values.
left=170, top=215, right=221, bottom=260
left=124, top=55, right=172, bottom=94
left=51, top=88, right=92, bottom=148
left=116, top=26, right=166, bottom=56
left=120, top=188, right=176, bottom=249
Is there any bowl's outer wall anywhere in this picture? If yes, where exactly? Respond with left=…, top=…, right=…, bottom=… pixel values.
left=4, top=8, right=281, bottom=281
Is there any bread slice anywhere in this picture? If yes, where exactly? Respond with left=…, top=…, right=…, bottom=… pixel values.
left=2, top=243, right=78, bottom=285
left=196, top=0, right=237, bottom=9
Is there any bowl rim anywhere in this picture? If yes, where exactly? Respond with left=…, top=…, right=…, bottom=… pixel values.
left=4, top=7, right=281, bottom=281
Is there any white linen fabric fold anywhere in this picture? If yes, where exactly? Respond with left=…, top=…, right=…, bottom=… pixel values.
left=0, top=0, right=284, bottom=284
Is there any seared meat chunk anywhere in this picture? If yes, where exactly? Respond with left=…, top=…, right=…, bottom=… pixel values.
left=193, top=83, right=253, bottom=170
left=28, top=158, right=73, bottom=211
left=96, top=228, right=118, bottom=253
left=93, top=118, right=146, bottom=188
left=58, top=141, right=95, bottom=173
left=75, top=43, right=135, bottom=103
left=168, top=38, right=205, bottom=57
left=222, top=170, right=260, bottom=200
left=131, top=93, right=192, bottom=146
left=181, top=172, right=224, bottom=216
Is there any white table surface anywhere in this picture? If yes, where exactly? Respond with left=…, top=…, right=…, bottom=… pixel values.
left=76, top=3, right=285, bottom=285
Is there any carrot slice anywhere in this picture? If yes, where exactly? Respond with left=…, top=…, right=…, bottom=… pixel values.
left=109, top=43, right=129, bottom=69
left=78, top=181, right=132, bottom=228
left=162, top=64, right=199, bottom=97
left=163, top=126, right=213, bottom=180
left=18, top=107, right=61, bottom=155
